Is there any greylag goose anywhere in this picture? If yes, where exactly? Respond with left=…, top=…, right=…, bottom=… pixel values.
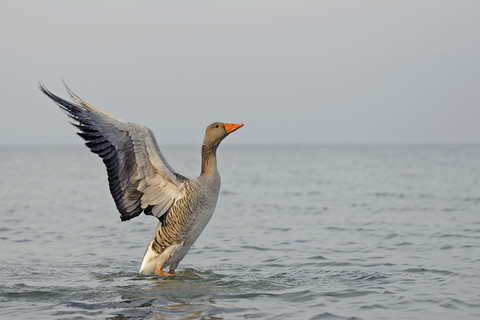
left=40, top=84, right=243, bottom=275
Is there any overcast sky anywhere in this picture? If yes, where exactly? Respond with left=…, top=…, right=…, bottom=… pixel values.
left=1, top=1, right=479, bottom=147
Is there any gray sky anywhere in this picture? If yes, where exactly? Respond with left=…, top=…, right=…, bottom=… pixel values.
left=1, top=1, right=479, bottom=146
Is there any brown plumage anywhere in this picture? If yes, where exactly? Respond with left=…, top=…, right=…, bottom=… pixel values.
left=40, top=83, right=243, bottom=275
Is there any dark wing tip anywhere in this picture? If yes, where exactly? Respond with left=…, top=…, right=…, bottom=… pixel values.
left=38, top=82, right=52, bottom=97
left=39, top=83, right=67, bottom=109
left=120, top=215, right=132, bottom=222
left=41, top=82, right=147, bottom=223
left=119, top=206, right=143, bottom=222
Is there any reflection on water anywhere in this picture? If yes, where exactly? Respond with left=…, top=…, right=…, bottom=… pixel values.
left=111, top=271, right=230, bottom=319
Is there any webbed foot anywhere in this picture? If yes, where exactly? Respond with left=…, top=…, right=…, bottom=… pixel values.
left=155, top=266, right=175, bottom=276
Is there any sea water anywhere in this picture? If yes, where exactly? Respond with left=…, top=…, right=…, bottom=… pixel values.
left=0, top=145, right=479, bottom=319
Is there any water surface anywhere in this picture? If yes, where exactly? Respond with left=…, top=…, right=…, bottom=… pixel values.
left=1, top=145, right=479, bottom=319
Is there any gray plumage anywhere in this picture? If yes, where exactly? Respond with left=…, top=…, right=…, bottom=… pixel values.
left=40, top=83, right=243, bottom=275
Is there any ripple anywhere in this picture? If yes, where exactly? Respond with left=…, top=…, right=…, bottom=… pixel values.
left=359, top=303, right=387, bottom=310
left=308, top=255, right=328, bottom=260
left=91, top=271, right=139, bottom=280
left=311, top=312, right=362, bottom=320
left=215, top=291, right=278, bottom=299
left=323, top=289, right=377, bottom=298
left=353, top=272, right=386, bottom=281
left=402, top=268, right=455, bottom=276
left=240, top=245, right=269, bottom=251
left=317, top=261, right=354, bottom=267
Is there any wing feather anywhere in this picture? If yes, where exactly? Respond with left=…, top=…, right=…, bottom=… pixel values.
left=40, top=83, right=187, bottom=221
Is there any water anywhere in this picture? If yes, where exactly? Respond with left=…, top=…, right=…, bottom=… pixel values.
left=1, top=145, right=479, bottom=319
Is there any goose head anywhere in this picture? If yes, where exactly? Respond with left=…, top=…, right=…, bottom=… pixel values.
left=203, top=122, right=243, bottom=149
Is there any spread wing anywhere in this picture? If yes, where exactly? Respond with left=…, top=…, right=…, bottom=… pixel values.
left=40, top=83, right=188, bottom=221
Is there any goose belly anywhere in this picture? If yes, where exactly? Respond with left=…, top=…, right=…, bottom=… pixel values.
left=164, top=198, right=217, bottom=269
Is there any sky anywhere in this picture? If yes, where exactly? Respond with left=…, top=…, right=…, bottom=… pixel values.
left=1, top=1, right=479, bottom=147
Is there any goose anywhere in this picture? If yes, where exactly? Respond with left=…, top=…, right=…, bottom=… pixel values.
left=40, top=84, right=243, bottom=276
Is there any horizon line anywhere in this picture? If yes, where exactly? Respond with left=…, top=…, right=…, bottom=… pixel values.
left=1, top=142, right=480, bottom=149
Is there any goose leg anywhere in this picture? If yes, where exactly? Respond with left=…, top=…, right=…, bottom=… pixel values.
left=155, top=266, right=175, bottom=276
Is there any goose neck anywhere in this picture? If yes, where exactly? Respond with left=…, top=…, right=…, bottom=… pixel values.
left=201, top=144, right=218, bottom=175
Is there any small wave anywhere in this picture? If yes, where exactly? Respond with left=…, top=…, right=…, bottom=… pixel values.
left=14, top=239, right=31, bottom=243
left=310, top=311, right=362, bottom=320
left=402, top=268, right=455, bottom=276
left=462, top=197, right=480, bottom=203
left=437, top=233, right=480, bottom=239
left=221, top=189, right=236, bottom=195
left=0, top=283, right=92, bottom=303
left=323, top=289, right=377, bottom=298
left=215, top=291, right=277, bottom=299
left=308, top=255, right=328, bottom=260
left=261, top=257, right=283, bottom=266
left=353, top=273, right=386, bottom=281
left=278, top=289, right=317, bottom=303
left=269, top=227, right=292, bottom=232
left=91, top=271, right=139, bottom=280
left=396, top=241, right=414, bottom=246
left=240, top=245, right=268, bottom=251
left=359, top=303, right=388, bottom=310
left=373, top=192, right=406, bottom=198
left=317, top=261, right=354, bottom=267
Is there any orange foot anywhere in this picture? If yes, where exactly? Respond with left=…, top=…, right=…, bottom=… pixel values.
left=155, top=266, right=181, bottom=276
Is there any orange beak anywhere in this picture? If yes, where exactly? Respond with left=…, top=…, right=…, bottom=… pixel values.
left=224, top=123, right=244, bottom=134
